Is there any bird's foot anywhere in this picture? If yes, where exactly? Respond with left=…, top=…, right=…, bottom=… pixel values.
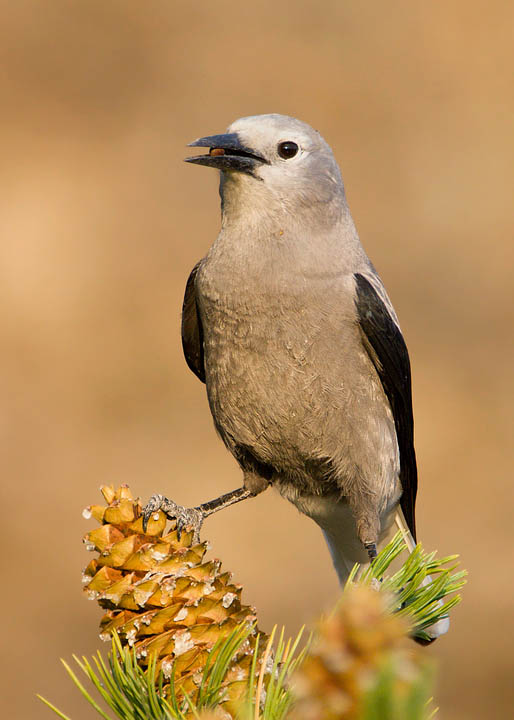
left=142, top=494, right=204, bottom=542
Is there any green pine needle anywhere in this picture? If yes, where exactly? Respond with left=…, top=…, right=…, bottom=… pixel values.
left=346, top=531, right=467, bottom=642
left=38, top=622, right=306, bottom=720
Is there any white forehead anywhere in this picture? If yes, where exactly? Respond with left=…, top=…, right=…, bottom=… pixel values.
left=227, top=114, right=325, bottom=152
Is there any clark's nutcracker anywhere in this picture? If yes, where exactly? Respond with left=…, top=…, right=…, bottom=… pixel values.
left=143, top=114, right=448, bottom=640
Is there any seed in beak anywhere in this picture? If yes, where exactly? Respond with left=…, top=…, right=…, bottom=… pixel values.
left=209, top=147, right=225, bottom=157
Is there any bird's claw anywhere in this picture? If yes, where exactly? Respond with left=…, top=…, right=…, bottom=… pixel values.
left=142, top=494, right=205, bottom=542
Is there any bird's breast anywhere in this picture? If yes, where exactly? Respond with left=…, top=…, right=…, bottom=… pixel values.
left=195, top=261, right=357, bottom=467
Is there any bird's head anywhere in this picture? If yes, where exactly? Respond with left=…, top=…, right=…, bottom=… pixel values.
left=186, top=114, right=346, bottom=220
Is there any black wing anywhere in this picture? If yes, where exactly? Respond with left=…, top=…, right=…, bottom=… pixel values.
left=354, top=273, right=418, bottom=540
left=181, top=261, right=205, bottom=383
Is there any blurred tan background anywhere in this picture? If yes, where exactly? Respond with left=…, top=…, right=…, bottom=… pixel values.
left=1, top=1, right=512, bottom=718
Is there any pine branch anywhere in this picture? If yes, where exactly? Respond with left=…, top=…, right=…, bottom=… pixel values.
left=38, top=485, right=465, bottom=720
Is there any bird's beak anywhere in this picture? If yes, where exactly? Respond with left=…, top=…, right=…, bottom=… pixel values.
left=185, top=133, right=267, bottom=174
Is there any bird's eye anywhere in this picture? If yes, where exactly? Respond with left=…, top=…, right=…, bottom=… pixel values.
left=277, top=141, right=299, bottom=159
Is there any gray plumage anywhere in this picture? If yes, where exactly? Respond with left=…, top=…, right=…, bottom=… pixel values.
left=160, top=114, right=447, bottom=639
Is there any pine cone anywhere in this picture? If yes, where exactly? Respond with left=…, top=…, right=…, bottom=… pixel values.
left=82, top=485, right=265, bottom=709
left=290, top=585, right=425, bottom=720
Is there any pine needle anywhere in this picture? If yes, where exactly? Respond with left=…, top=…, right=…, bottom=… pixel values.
left=346, top=531, right=467, bottom=641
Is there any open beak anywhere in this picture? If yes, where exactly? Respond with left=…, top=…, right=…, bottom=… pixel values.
left=185, top=133, right=267, bottom=175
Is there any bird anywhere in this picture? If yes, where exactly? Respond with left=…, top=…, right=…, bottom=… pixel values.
left=143, top=114, right=448, bottom=639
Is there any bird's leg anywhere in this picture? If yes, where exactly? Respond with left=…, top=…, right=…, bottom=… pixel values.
left=199, top=486, right=254, bottom=517
left=351, top=500, right=380, bottom=565
left=364, top=541, right=378, bottom=563
left=142, top=486, right=254, bottom=542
